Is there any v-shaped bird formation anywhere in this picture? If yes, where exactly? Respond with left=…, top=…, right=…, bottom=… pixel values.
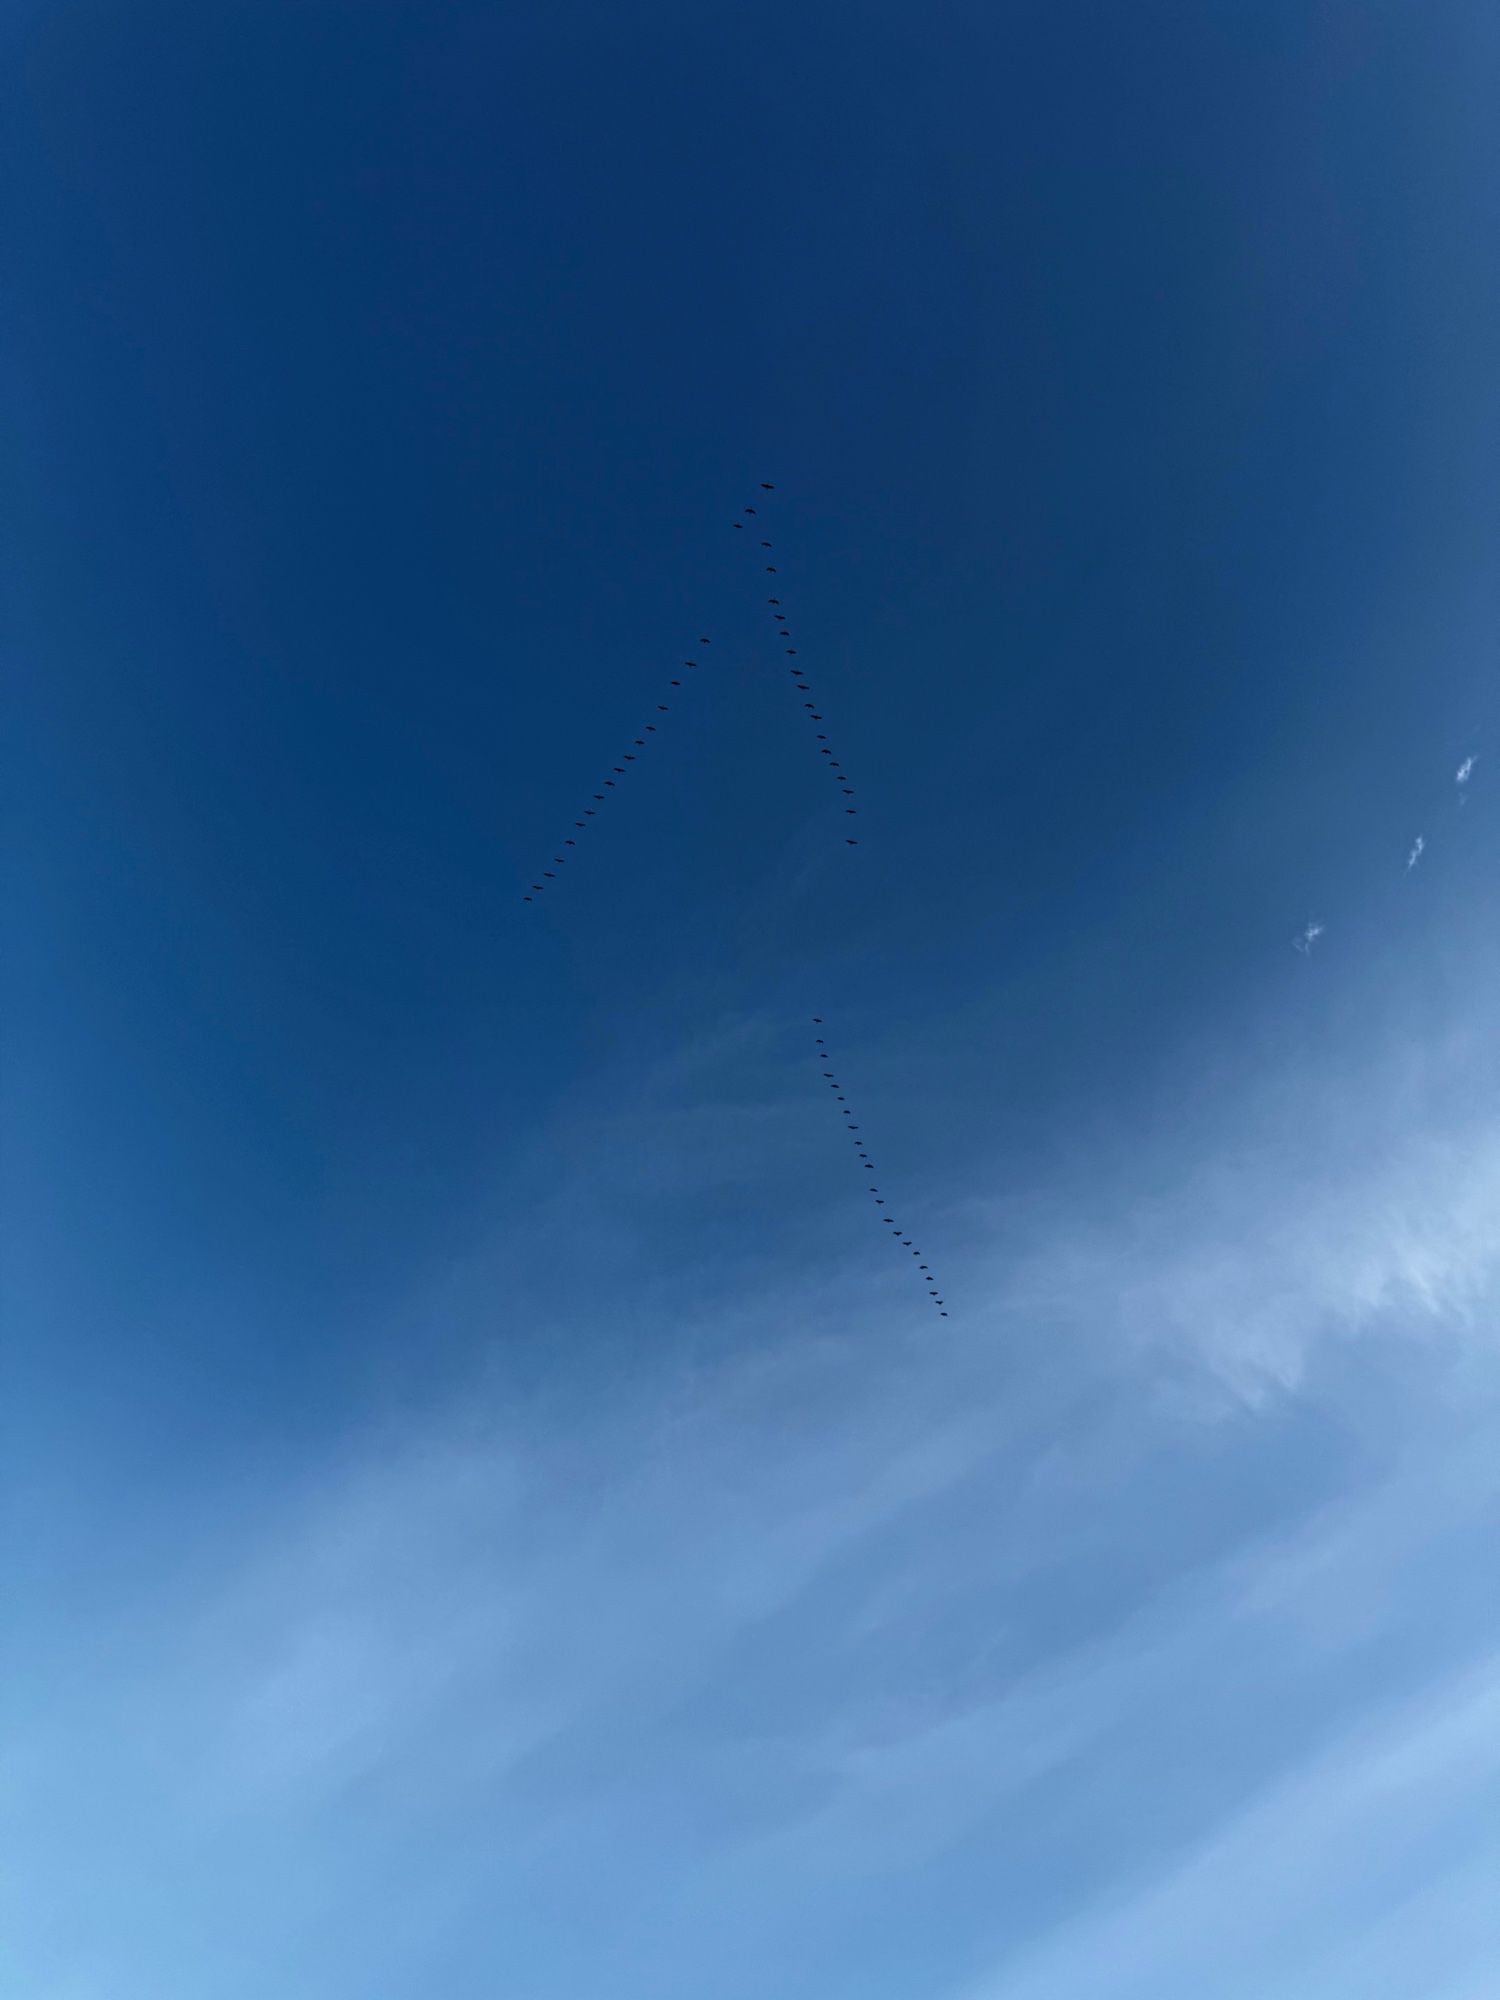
left=520, top=483, right=949, bottom=1320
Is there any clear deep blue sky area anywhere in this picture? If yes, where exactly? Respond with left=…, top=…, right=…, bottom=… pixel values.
left=5, top=4, right=1500, bottom=1995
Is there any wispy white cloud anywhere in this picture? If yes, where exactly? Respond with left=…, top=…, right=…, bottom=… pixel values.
left=1455, top=755, right=1476, bottom=787
left=7, top=998, right=1500, bottom=1998
left=957, top=1647, right=1500, bottom=2000
left=1292, top=918, right=1324, bottom=955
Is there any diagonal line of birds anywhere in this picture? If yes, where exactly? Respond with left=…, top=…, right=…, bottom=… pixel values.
left=732, top=490, right=862, bottom=842
left=811, top=1017, right=948, bottom=1317
left=520, top=640, right=717, bottom=902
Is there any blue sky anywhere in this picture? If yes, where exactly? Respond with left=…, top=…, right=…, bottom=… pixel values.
left=4, top=2, right=1499, bottom=1995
